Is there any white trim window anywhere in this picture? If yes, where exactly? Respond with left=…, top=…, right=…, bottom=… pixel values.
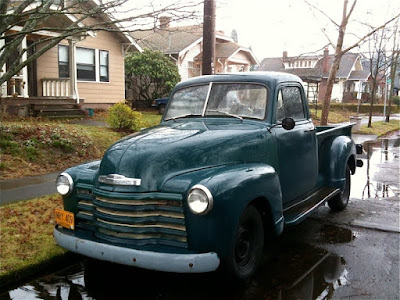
left=99, top=50, right=109, bottom=82
left=76, top=47, right=96, bottom=81
left=59, top=46, right=109, bottom=82
left=58, top=45, right=69, bottom=78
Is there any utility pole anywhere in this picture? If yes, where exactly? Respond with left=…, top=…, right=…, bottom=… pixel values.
left=202, top=0, right=215, bottom=75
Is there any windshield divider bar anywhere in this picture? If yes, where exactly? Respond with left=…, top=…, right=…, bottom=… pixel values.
left=201, top=82, right=213, bottom=117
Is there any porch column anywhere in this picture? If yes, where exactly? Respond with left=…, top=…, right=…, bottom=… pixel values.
left=21, top=36, right=29, bottom=97
left=68, top=38, right=79, bottom=103
left=0, top=35, right=7, bottom=97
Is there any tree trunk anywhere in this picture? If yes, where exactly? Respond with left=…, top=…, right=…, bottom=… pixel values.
left=320, top=54, right=342, bottom=125
left=320, top=0, right=349, bottom=126
left=368, top=82, right=377, bottom=128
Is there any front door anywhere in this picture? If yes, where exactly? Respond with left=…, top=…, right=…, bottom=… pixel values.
left=273, top=84, right=318, bottom=204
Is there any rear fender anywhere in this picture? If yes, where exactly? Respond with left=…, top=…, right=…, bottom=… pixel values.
left=162, top=163, right=283, bottom=258
left=323, top=136, right=356, bottom=189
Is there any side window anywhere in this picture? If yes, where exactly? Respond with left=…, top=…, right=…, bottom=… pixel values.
left=275, top=86, right=305, bottom=121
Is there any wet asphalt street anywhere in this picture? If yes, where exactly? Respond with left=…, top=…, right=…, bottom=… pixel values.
left=1, top=132, right=399, bottom=299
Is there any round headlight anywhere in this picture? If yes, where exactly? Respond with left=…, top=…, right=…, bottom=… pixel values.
left=56, top=173, right=73, bottom=196
left=187, top=184, right=213, bottom=215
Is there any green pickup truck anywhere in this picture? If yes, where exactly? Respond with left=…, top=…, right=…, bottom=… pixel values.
left=54, top=72, right=362, bottom=281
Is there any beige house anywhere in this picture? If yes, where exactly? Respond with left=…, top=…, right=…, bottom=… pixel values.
left=130, top=18, right=259, bottom=82
left=1, top=1, right=141, bottom=116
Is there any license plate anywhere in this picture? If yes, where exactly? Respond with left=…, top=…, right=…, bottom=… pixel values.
left=55, top=209, right=75, bottom=230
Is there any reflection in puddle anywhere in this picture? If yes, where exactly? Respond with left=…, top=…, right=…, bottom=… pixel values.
left=351, top=136, right=400, bottom=199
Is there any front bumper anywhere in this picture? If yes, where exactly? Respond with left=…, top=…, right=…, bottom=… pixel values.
left=54, top=227, right=220, bottom=273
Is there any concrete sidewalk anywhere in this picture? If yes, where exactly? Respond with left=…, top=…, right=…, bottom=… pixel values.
left=0, top=171, right=61, bottom=206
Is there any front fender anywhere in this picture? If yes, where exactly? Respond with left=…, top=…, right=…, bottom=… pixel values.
left=162, top=163, right=283, bottom=259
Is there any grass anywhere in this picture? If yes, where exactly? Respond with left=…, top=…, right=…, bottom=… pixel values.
left=355, top=120, right=400, bottom=136
left=310, top=109, right=352, bottom=124
left=0, top=195, right=72, bottom=288
left=0, top=121, right=123, bottom=180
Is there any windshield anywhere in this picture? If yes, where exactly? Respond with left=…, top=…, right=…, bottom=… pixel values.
left=164, top=83, right=267, bottom=120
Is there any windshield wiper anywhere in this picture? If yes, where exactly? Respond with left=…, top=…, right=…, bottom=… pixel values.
left=206, top=109, right=243, bottom=120
left=166, top=114, right=202, bottom=121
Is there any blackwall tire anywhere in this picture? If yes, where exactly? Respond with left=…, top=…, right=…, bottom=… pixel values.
left=223, top=205, right=264, bottom=283
left=328, top=166, right=351, bottom=211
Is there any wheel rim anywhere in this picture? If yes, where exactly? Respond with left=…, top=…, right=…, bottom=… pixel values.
left=235, top=224, right=254, bottom=268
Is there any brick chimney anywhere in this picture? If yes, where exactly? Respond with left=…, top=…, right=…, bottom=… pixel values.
left=322, top=47, right=329, bottom=74
left=159, top=16, right=171, bottom=29
left=283, top=51, right=288, bottom=59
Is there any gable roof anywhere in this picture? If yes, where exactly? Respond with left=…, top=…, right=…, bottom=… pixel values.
left=257, top=52, right=366, bottom=81
left=131, top=25, right=204, bottom=54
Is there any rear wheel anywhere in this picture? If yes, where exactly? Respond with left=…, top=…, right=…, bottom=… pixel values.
left=328, top=166, right=351, bottom=211
left=223, top=205, right=264, bottom=283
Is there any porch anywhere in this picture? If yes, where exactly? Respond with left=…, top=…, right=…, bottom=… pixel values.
left=1, top=96, right=85, bottom=118
left=1, top=77, right=85, bottom=117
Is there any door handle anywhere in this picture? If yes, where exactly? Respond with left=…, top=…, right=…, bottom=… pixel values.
left=304, top=127, right=315, bottom=132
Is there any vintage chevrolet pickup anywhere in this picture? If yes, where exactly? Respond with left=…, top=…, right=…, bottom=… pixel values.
left=54, top=72, right=362, bottom=281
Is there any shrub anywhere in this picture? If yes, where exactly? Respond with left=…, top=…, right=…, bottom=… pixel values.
left=106, top=103, right=145, bottom=132
left=393, top=96, right=400, bottom=106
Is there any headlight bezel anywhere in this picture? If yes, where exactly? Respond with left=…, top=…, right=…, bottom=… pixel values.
left=187, top=184, right=213, bottom=215
left=56, top=172, right=74, bottom=196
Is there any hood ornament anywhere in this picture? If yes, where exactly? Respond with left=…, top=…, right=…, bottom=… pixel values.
left=99, top=174, right=141, bottom=186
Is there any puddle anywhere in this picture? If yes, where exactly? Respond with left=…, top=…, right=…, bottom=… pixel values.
left=317, top=224, right=358, bottom=244
left=351, top=136, right=400, bottom=199
left=2, top=243, right=349, bottom=300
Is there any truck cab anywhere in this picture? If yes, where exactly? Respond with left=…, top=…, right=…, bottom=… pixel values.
left=54, top=72, right=362, bottom=282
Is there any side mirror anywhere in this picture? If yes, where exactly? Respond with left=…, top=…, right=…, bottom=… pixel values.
left=281, top=117, right=295, bottom=130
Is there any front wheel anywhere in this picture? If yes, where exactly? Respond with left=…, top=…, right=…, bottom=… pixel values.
left=328, top=166, right=351, bottom=211
left=223, top=205, right=264, bottom=283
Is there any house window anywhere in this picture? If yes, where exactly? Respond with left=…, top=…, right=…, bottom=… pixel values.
left=99, top=50, right=109, bottom=82
left=58, top=45, right=69, bottom=78
left=77, top=47, right=96, bottom=81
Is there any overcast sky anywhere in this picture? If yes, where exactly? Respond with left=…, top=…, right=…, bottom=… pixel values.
left=215, top=0, right=400, bottom=60
left=123, top=0, right=400, bottom=61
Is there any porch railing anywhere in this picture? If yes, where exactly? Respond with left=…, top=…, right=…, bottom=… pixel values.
left=42, top=78, right=70, bottom=97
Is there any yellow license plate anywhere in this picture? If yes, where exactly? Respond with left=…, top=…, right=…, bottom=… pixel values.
left=55, top=209, right=75, bottom=230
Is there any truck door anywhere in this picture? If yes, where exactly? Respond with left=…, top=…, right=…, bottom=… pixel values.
left=273, top=84, right=318, bottom=203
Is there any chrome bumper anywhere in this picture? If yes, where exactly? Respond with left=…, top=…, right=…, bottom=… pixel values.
left=54, top=227, right=220, bottom=273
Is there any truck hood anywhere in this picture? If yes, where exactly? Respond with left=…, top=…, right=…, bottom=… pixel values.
left=97, top=120, right=269, bottom=192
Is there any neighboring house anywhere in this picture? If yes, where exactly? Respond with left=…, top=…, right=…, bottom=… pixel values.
left=257, top=48, right=371, bottom=103
left=130, top=17, right=259, bottom=82
left=1, top=1, right=141, bottom=116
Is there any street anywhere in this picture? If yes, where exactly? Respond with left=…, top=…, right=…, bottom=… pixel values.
left=1, top=133, right=399, bottom=300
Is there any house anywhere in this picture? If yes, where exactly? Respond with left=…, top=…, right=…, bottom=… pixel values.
left=130, top=17, right=259, bottom=82
left=257, top=48, right=371, bottom=103
left=1, top=0, right=141, bottom=116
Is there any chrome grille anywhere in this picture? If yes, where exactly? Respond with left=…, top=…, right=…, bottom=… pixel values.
left=75, top=190, right=187, bottom=249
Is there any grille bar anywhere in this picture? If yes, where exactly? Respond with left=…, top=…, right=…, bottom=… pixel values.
left=75, top=190, right=188, bottom=249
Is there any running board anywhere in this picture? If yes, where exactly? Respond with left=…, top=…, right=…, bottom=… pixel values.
left=283, top=188, right=340, bottom=226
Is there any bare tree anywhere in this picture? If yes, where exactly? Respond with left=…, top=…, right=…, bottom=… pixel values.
left=386, top=22, right=400, bottom=122
left=0, top=0, right=203, bottom=88
left=365, top=27, right=391, bottom=127
left=305, top=0, right=400, bottom=125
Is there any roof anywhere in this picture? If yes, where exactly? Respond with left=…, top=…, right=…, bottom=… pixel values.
left=192, top=42, right=258, bottom=65
left=257, top=52, right=363, bottom=81
left=131, top=25, right=204, bottom=54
